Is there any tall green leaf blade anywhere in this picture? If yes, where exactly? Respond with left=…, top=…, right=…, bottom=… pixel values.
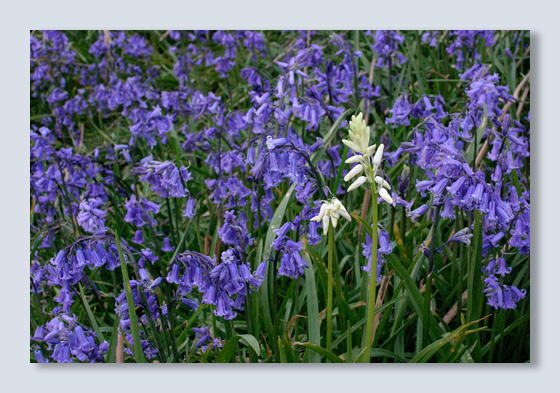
left=302, top=251, right=321, bottom=363
left=466, top=210, right=484, bottom=361
left=115, top=231, right=145, bottom=363
left=295, top=342, right=343, bottom=363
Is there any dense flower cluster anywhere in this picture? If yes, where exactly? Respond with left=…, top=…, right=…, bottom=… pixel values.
left=167, top=249, right=267, bottom=320
left=271, top=205, right=321, bottom=279
left=370, top=30, right=407, bottom=68
left=396, top=62, right=529, bottom=309
left=482, top=257, right=526, bottom=309
left=32, top=314, right=108, bottom=363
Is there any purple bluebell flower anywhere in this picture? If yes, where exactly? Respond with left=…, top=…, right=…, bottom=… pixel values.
left=386, top=95, right=411, bottom=127
left=449, top=227, right=473, bottom=246
left=132, top=229, right=144, bottom=244
left=371, top=30, right=406, bottom=68
left=361, top=229, right=395, bottom=282
left=124, top=195, right=160, bottom=228
left=193, top=326, right=223, bottom=352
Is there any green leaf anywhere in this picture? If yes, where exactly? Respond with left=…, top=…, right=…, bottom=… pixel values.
left=466, top=209, right=484, bottom=361
left=410, top=318, right=487, bottom=363
left=386, top=254, right=443, bottom=341
left=238, top=334, right=261, bottom=357
left=260, top=184, right=295, bottom=359
left=369, top=348, right=407, bottom=363
left=215, top=334, right=260, bottom=363
left=106, top=316, right=121, bottom=363
left=350, top=212, right=373, bottom=238
left=216, top=336, right=242, bottom=363
left=295, top=342, right=343, bottom=363
left=320, top=109, right=353, bottom=149
left=278, top=337, right=288, bottom=363
left=302, top=251, right=321, bottom=363
left=115, top=231, right=145, bottom=363
left=78, top=283, right=105, bottom=343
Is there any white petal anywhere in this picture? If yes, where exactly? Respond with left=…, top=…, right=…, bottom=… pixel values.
left=322, top=215, right=330, bottom=235
left=331, top=216, right=338, bottom=228
left=310, top=204, right=325, bottom=222
left=374, top=176, right=391, bottom=190
left=347, top=176, right=367, bottom=192
left=339, top=210, right=351, bottom=221
left=342, top=139, right=363, bottom=153
left=344, top=164, right=364, bottom=182
left=379, top=188, right=394, bottom=204
left=372, top=143, right=385, bottom=165
left=366, top=144, right=377, bottom=156
left=345, top=155, right=362, bottom=164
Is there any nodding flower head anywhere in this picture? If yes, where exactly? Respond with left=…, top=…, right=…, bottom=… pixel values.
left=310, top=197, right=351, bottom=236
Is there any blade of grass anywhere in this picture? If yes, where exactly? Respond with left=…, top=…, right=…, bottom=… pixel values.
left=106, top=316, right=121, bottom=363
left=466, top=210, right=484, bottom=361
left=302, top=249, right=321, bottom=363
left=260, top=183, right=295, bottom=360
left=295, top=342, right=343, bottom=363
left=115, top=231, right=145, bottom=363
left=410, top=317, right=488, bottom=363
left=77, top=283, right=106, bottom=343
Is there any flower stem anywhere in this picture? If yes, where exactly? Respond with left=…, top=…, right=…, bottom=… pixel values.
left=362, top=184, right=378, bottom=363
left=326, top=221, right=334, bottom=358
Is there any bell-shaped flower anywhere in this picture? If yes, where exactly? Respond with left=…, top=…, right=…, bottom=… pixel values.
left=379, top=188, right=394, bottom=204
left=374, top=175, right=391, bottom=190
left=344, top=164, right=364, bottom=182
left=347, top=176, right=368, bottom=192
left=310, top=197, right=351, bottom=236
left=372, top=143, right=385, bottom=167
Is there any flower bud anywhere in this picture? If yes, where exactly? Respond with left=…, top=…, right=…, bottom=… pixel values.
left=347, top=176, right=367, bottom=192
left=379, top=188, right=394, bottom=204
left=372, top=144, right=385, bottom=166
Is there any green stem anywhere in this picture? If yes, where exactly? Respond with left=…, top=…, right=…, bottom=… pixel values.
left=362, top=184, right=379, bottom=363
left=326, top=221, right=334, bottom=358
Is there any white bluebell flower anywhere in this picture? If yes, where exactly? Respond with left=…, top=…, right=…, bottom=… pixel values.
left=310, top=197, right=351, bottom=235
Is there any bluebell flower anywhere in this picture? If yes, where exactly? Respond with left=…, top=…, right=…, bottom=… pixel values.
left=218, top=210, right=252, bottom=247
left=162, top=237, right=174, bottom=252
left=124, top=195, right=160, bottom=228
left=371, top=30, right=406, bottom=68
left=407, top=204, right=430, bottom=222
left=361, top=229, right=395, bottom=282
left=182, top=197, right=197, bottom=218
left=494, top=257, right=512, bottom=277
left=278, top=239, right=308, bottom=279
left=132, top=229, right=144, bottom=244
left=77, top=198, right=107, bottom=234
left=448, top=227, right=473, bottom=246
left=133, top=157, right=191, bottom=198
left=193, top=327, right=223, bottom=352
left=386, top=95, right=411, bottom=127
